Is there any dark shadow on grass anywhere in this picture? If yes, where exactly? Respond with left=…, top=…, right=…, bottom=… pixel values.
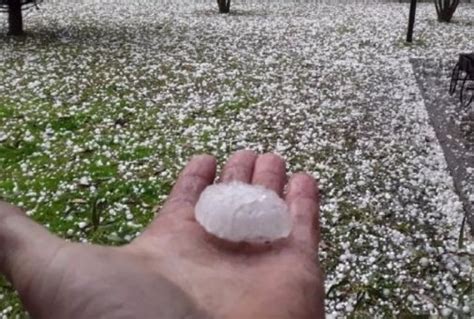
left=0, top=22, right=167, bottom=48
left=193, top=9, right=267, bottom=18
left=0, top=28, right=78, bottom=46
left=427, top=18, right=474, bottom=27
left=0, top=29, right=87, bottom=67
left=451, top=19, right=474, bottom=27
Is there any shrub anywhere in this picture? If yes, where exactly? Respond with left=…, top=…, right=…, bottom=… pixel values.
left=217, top=0, right=231, bottom=14
left=434, top=0, right=460, bottom=22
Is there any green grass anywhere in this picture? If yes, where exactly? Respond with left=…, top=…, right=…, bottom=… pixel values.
left=0, top=2, right=473, bottom=317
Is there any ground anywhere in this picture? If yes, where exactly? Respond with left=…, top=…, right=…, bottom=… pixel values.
left=0, top=0, right=473, bottom=317
left=412, top=57, right=474, bottom=238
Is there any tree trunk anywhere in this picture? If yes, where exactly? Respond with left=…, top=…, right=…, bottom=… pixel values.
left=8, top=0, right=24, bottom=36
left=406, top=0, right=417, bottom=43
left=217, top=0, right=231, bottom=14
left=435, top=0, right=460, bottom=23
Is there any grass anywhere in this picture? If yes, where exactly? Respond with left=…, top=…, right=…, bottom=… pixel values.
left=0, top=1, right=473, bottom=317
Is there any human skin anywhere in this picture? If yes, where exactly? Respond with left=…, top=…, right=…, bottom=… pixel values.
left=0, top=150, right=325, bottom=318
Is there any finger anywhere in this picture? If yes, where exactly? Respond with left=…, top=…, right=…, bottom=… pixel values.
left=157, top=154, right=216, bottom=220
left=251, top=153, right=286, bottom=197
left=0, top=201, right=64, bottom=286
left=285, top=173, right=320, bottom=251
left=219, top=150, right=257, bottom=184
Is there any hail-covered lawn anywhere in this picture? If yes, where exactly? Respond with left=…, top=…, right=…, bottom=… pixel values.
left=0, top=0, right=473, bottom=317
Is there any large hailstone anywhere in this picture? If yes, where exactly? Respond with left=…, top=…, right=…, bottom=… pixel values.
left=195, top=182, right=292, bottom=243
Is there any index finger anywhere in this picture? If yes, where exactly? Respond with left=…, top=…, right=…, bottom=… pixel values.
left=158, top=155, right=216, bottom=219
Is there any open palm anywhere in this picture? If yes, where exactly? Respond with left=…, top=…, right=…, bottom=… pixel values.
left=0, top=150, right=324, bottom=319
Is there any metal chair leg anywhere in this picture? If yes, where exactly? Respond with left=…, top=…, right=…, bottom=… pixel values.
left=450, top=63, right=460, bottom=96
left=459, top=74, right=469, bottom=104
left=460, top=81, right=474, bottom=109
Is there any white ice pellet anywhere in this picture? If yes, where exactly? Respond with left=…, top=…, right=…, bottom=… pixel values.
left=195, top=182, right=292, bottom=243
left=78, top=176, right=91, bottom=186
left=441, top=308, right=452, bottom=317
left=77, top=222, right=87, bottom=229
left=420, top=257, right=429, bottom=267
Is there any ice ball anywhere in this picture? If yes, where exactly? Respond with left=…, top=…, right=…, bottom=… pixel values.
left=195, top=182, right=292, bottom=243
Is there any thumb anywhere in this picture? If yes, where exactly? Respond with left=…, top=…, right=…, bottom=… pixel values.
left=0, top=201, right=64, bottom=291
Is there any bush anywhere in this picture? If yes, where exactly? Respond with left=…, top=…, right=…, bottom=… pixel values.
left=435, top=0, right=460, bottom=22
left=217, top=0, right=231, bottom=14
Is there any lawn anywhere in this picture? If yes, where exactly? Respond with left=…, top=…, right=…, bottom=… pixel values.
left=0, top=0, right=473, bottom=317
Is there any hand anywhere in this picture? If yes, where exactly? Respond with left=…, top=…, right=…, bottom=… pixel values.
left=0, top=150, right=324, bottom=319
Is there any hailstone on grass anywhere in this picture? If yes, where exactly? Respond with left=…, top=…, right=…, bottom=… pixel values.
left=195, top=182, right=292, bottom=243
